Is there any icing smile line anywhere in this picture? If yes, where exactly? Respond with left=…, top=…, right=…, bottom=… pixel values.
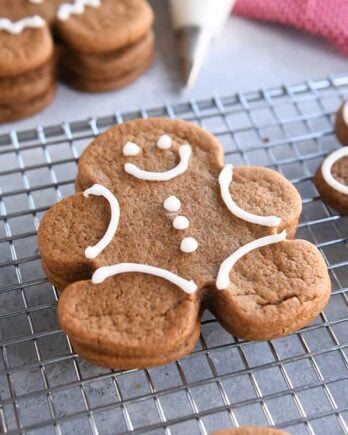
left=124, top=144, right=192, bottom=181
left=92, top=263, right=198, bottom=294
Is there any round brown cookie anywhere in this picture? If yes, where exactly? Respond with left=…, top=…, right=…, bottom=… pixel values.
left=63, top=52, right=154, bottom=92
left=335, top=100, right=348, bottom=145
left=0, top=0, right=66, bottom=24
left=38, top=118, right=330, bottom=368
left=60, top=31, right=154, bottom=80
left=0, top=59, right=55, bottom=105
left=212, top=427, right=288, bottom=435
left=0, top=83, right=55, bottom=123
left=0, top=22, right=53, bottom=77
left=56, top=0, right=154, bottom=54
left=314, top=152, right=348, bottom=215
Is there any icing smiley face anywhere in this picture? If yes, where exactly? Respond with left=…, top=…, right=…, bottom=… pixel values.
left=38, top=118, right=330, bottom=369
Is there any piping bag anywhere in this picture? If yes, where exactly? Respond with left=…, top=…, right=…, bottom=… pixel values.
left=170, top=0, right=236, bottom=89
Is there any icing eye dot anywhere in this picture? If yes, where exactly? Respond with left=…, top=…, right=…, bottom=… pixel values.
left=157, top=134, right=172, bottom=150
left=163, top=196, right=181, bottom=212
left=123, top=141, right=141, bottom=156
left=173, top=216, right=189, bottom=230
left=180, top=237, right=198, bottom=253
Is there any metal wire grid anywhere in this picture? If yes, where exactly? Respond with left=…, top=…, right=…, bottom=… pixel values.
left=0, top=75, right=348, bottom=435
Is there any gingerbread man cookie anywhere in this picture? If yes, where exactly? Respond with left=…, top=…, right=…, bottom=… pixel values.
left=38, top=118, right=331, bottom=369
left=314, top=101, right=348, bottom=215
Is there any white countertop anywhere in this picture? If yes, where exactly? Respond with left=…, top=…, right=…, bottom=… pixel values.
left=1, top=0, right=347, bottom=134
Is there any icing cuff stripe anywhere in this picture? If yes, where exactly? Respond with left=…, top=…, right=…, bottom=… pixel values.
left=58, top=0, right=101, bottom=21
left=124, top=144, right=192, bottom=181
left=92, top=263, right=198, bottom=294
left=219, top=164, right=281, bottom=227
left=83, top=184, right=120, bottom=259
left=216, top=230, right=287, bottom=290
left=321, top=147, right=348, bottom=195
left=0, top=16, right=46, bottom=34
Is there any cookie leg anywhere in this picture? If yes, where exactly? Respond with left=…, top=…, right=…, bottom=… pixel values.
left=58, top=274, right=201, bottom=369
left=209, top=240, right=331, bottom=341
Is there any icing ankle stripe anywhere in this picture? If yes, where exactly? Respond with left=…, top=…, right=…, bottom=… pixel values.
left=219, top=165, right=281, bottom=227
left=58, top=0, right=101, bottom=21
left=91, top=263, right=198, bottom=294
left=83, top=184, right=120, bottom=259
left=321, top=147, right=348, bottom=195
left=216, top=230, right=287, bottom=290
left=0, top=16, right=46, bottom=34
left=124, top=144, right=192, bottom=181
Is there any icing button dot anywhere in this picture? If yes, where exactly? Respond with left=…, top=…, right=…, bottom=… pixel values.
left=123, top=141, right=141, bottom=156
left=163, top=196, right=181, bottom=212
left=180, top=237, right=198, bottom=253
left=173, top=216, right=189, bottom=230
left=157, top=134, right=172, bottom=150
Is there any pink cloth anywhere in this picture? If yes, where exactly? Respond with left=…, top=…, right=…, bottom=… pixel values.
left=234, top=0, right=348, bottom=56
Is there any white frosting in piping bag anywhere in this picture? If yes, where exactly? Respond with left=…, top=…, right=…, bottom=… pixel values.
left=216, top=230, right=287, bottom=290
left=0, top=16, right=45, bottom=34
left=83, top=184, right=120, bottom=259
left=92, top=263, right=198, bottom=294
left=219, top=164, right=281, bottom=227
left=124, top=144, right=192, bottom=181
left=321, top=147, right=348, bottom=195
left=58, top=0, right=101, bottom=21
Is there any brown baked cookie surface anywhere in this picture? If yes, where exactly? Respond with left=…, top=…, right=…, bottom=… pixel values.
left=38, top=118, right=331, bottom=368
left=212, top=427, right=288, bottom=435
left=56, top=0, right=153, bottom=53
left=335, top=100, right=348, bottom=145
left=315, top=150, right=348, bottom=215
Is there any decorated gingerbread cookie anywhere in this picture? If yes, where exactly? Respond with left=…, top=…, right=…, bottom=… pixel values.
left=0, top=0, right=154, bottom=121
left=0, top=14, right=55, bottom=122
left=56, top=0, right=154, bottom=92
left=38, top=118, right=330, bottom=369
left=314, top=101, right=348, bottom=215
left=212, top=427, right=288, bottom=435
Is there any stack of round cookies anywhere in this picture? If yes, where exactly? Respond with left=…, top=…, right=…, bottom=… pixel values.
left=0, top=0, right=154, bottom=122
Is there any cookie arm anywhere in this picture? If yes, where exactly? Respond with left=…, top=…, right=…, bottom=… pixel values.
left=209, top=239, right=330, bottom=341
left=38, top=192, right=111, bottom=289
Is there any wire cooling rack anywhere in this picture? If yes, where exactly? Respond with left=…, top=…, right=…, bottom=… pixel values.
left=0, top=75, right=348, bottom=435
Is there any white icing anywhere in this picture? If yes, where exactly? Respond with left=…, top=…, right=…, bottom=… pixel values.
left=0, top=16, right=45, bottom=34
left=157, top=135, right=172, bottom=150
left=163, top=196, right=181, bottom=212
left=219, top=164, right=282, bottom=227
left=92, top=263, right=197, bottom=294
left=343, top=100, right=348, bottom=127
left=57, top=0, right=101, bottom=21
left=173, top=215, right=189, bottom=230
left=124, top=144, right=192, bottom=181
left=321, top=147, right=348, bottom=195
left=216, top=230, right=287, bottom=290
left=180, top=237, right=199, bottom=253
left=83, top=184, right=120, bottom=259
left=123, top=142, right=141, bottom=156
left=29, top=0, right=44, bottom=3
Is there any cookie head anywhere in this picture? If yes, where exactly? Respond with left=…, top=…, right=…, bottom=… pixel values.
left=38, top=118, right=331, bottom=368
